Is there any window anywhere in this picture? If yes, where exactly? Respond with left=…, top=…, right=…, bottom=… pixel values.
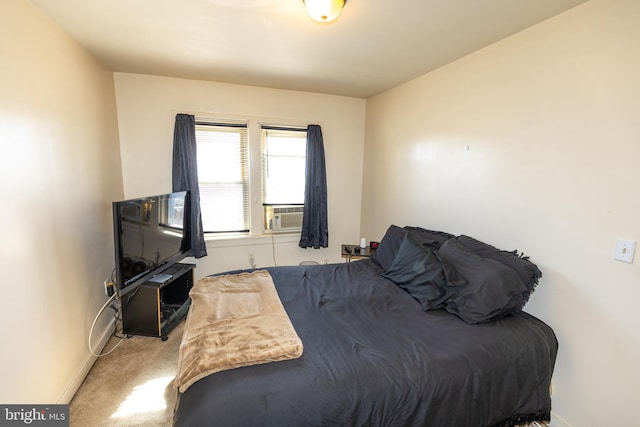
left=161, top=192, right=186, bottom=229
left=195, top=122, right=249, bottom=233
left=261, top=126, right=307, bottom=231
left=194, top=119, right=308, bottom=235
left=261, top=127, right=307, bottom=204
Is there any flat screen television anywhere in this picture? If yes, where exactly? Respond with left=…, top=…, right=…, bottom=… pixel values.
left=112, top=191, right=192, bottom=295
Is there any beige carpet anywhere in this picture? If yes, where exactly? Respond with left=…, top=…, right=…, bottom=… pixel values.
left=70, top=322, right=184, bottom=426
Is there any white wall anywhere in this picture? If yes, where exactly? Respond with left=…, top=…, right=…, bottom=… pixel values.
left=113, top=73, right=366, bottom=278
left=0, top=0, right=123, bottom=403
left=361, top=0, right=639, bottom=425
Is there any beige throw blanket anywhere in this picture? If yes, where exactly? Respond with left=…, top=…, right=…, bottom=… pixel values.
left=174, top=270, right=303, bottom=393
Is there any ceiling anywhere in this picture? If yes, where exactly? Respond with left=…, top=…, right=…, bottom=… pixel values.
left=31, top=0, right=590, bottom=98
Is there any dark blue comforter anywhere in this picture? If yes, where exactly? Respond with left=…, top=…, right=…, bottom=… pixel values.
left=173, top=260, right=557, bottom=427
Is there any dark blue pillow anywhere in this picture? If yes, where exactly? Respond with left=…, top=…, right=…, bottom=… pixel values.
left=371, top=225, right=408, bottom=271
left=456, top=235, right=542, bottom=307
left=437, top=238, right=529, bottom=324
left=382, top=235, right=466, bottom=310
left=404, top=226, right=455, bottom=249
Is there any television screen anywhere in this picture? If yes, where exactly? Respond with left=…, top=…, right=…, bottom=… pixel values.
left=112, top=191, right=192, bottom=294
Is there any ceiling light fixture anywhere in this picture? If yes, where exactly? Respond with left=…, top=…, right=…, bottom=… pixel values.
left=303, top=0, right=347, bottom=24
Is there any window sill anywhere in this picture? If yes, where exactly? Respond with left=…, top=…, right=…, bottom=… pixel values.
left=204, top=232, right=300, bottom=248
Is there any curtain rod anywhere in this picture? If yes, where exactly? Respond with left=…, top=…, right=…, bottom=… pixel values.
left=194, top=121, right=247, bottom=128
left=261, top=125, right=308, bottom=132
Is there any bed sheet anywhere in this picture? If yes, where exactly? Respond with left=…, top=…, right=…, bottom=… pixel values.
left=173, top=260, right=557, bottom=427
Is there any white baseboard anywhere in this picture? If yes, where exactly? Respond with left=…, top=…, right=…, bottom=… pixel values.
left=551, top=411, right=571, bottom=427
left=56, top=318, right=116, bottom=404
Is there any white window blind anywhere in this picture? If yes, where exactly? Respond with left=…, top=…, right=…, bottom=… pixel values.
left=195, top=122, right=249, bottom=233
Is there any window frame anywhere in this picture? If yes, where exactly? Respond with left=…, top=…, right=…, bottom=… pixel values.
left=194, top=120, right=250, bottom=234
left=194, top=118, right=309, bottom=238
left=261, top=126, right=307, bottom=205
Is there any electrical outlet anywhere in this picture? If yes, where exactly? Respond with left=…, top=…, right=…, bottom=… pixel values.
left=248, top=253, right=256, bottom=268
left=104, top=280, right=115, bottom=297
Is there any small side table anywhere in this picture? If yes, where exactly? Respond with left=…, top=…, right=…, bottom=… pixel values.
left=341, top=244, right=376, bottom=262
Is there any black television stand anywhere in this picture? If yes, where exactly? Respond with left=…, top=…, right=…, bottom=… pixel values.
left=121, top=263, right=195, bottom=340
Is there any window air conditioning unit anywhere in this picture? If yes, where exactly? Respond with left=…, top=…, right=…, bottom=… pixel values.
left=269, top=206, right=304, bottom=231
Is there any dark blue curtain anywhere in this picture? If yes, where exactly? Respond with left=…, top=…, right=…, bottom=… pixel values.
left=172, top=114, right=207, bottom=258
left=299, top=124, right=328, bottom=248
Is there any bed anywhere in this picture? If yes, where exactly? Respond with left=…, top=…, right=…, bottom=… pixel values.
left=173, top=226, right=558, bottom=427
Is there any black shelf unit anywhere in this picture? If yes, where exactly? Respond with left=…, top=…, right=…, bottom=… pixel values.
left=121, top=263, right=194, bottom=340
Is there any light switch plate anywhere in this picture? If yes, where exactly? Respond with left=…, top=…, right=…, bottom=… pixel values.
left=614, top=239, right=636, bottom=263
